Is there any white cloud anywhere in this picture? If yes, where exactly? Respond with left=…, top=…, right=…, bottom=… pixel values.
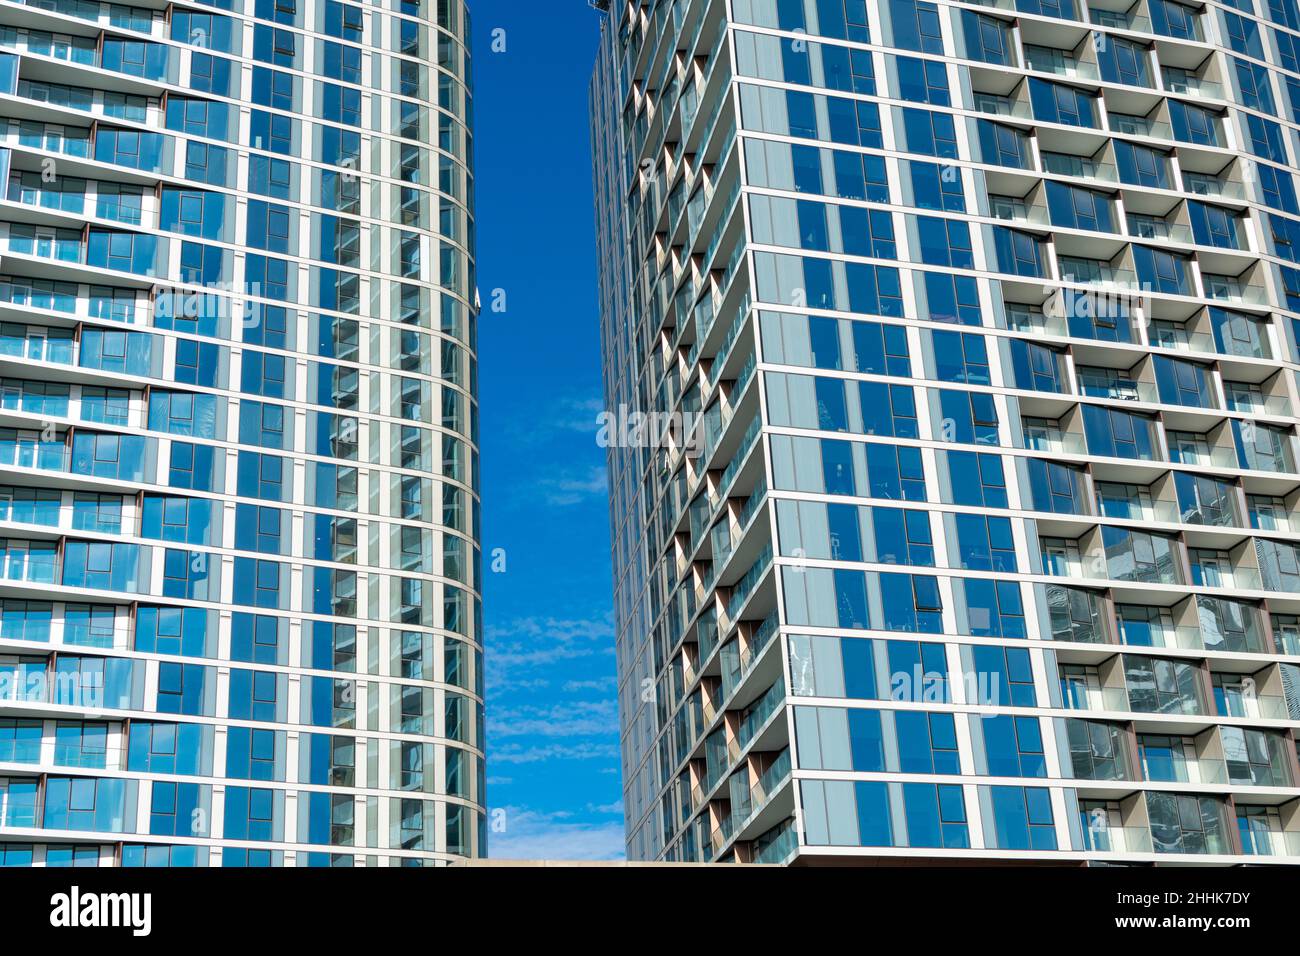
left=508, top=394, right=606, bottom=445
left=491, top=742, right=621, bottom=765
left=489, top=698, right=619, bottom=739
left=562, top=677, right=615, bottom=693
left=533, top=464, right=609, bottom=507
left=485, top=614, right=615, bottom=687
left=488, top=807, right=626, bottom=862
left=486, top=614, right=614, bottom=647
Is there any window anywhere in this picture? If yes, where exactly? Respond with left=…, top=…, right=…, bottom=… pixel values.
left=1169, top=100, right=1219, bottom=146
left=1066, top=719, right=1128, bottom=780
left=224, top=787, right=275, bottom=842
left=901, top=107, right=958, bottom=158
left=1097, top=35, right=1150, bottom=87
left=873, top=507, right=935, bottom=566
left=227, top=726, right=280, bottom=782
left=976, top=120, right=1029, bottom=168
left=1029, top=78, right=1096, bottom=127
left=915, top=216, right=973, bottom=268
left=908, top=160, right=966, bottom=212
left=1114, top=141, right=1170, bottom=189
left=1147, top=792, right=1229, bottom=854
left=233, top=558, right=283, bottom=609
left=972, top=646, right=1036, bottom=706
left=157, top=662, right=206, bottom=715
left=1150, top=0, right=1201, bottom=38
left=888, top=0, right=944, bottom=53
left=43, top=777, right=128, bottom=833
left=987, top=786, right=1057, bottom=850
left=1045, top=182, right=1113, bottom=232
left=896, top=56, right=949, bottom=104
left=1082, top=406, right=1158, bottom=460
left=991, top=226, right=1043, bottom=277
left=979, top=715, right=1047, bottom=776
left=896, top=710, right=959, bottom=773
left=962, top=578, right=1025, bottom=637
left=955, top=514, right=1017, bottom=571
left=938, top=389, right=1000, bottom=445
left=128, top=722, right=204, bottom=775
left=886, top=639, right=949, bottom=702
left=880, top=572, right=943, bottom=633
left=961, top=11, right=1012, bottom=64
left=946, top=451, right=1007, bottom=508
left=1125, top=655, right=1203, bottom=714
left=150, top=782, right=205, bottom=837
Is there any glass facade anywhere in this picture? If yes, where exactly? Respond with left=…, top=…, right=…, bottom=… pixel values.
left=592, top=0, right=1300, bottom=863
left=0, top=0, right=483, bottom=866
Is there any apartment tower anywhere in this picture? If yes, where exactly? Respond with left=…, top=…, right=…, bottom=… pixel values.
left=0, top=0, right=483, bottom=865
left=591, top=0, right=1300, bottom=863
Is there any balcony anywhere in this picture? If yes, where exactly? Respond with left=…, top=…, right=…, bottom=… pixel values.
left=1161, top=71, right=1223, bottom=101
left=1042, top=152, right=1117, bottom=182
left=1117, top=623, right=1204, bottom=652
left=708, top=745, right=792, bottom=859
left=1182, top=174, right=1246, bottom=202
left=1057, top=256, right=1136, bottom=290
left=1126, top=216, right=1192, bottom=245
left=1215, top=693, right=1290, bottom=721
left=1078, top=825, right=1154, bottom=853
left=1060, top=683, right=1130, bottom=713
left=1024, top=45, right=1099, bottom=82
left=972, top=91, right=1032, bottom=120
left=719, top=611, right=777, bottom=701
left=1239, top=829, right=1300, bottom=858
left=1089, top=6, right=1151, bottom=31
left=1109, top=113, right=1172, bottom=141
left=1201, top=273, right=1263, bottom=306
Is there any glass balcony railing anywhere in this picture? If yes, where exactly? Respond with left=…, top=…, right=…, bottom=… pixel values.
left=989, top=199, right=1051, bottom=226
left=1119, top=624, right=1211, bottom=651
left=1109, top=114, right=1172, bottom=140
left=711, top=746, right=793, bottom=856
left=735, top=478, right=768, bottom=533
left=737, top=681, right=784, bottom=751
left=718, top=411, right=761, bottom=496
left=1042, top=153, right=1117, bottom=182
left=1057, top=257, right=1137, bottom=289
left=1005, top=308, right=1068, bottom=337
left=1127, top=217, right=1193, bottom=244
left=1078, top=825, right=1154, bottom=853
left=1025, top=46, right=1099, bottom=81
left=754, top=747, right=791, bottom=804
left=1090, top=7, right=1151, bottom=31
left=1204, top=279, right=1268, bottom=306
left=1183, top=175, right=1246, bottom=200
left=1216, top=694, right=1290, bottom=721
left=1239, top=829, right=1300, bottom=857
left=753, top=819, right=798, bottom=864
left=1224, top=392, right=1291, bottom=417
left=1162, top=75, right=1224, bottom=99
left=1060, top=684, right=1130, bottom=713
left=1022, top=429, right=1088, bottom=455
left=727, top=544, right=772, bottom=620
left=972, top=92, right=1033, bottom=120
left=1191, top=566, right=1262, bottom=591
left=1149, top=324, right=1216, bottom=354
left=1141, top=756, right=1229, bottom=785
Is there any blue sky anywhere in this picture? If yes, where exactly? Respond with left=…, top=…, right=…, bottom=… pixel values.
left=469, top=4, right=625, bottom=859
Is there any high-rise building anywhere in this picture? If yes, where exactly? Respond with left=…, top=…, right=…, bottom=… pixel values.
left=591, top=0, right=1300, bottom=864
left=0, top=0, right=483, bottom=866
